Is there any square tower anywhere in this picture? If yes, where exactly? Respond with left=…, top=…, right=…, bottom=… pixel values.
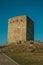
left=8, top=15, right=34, bottom=43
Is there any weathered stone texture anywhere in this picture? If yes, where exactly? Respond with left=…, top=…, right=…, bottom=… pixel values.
left=8, top=16, right=34, bottom=43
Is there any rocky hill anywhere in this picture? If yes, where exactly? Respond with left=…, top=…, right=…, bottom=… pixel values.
left=0, top=40, right=43, bottom=53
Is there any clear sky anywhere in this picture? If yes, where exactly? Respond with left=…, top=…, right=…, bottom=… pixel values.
left=0, top=0, right=43, bottom=45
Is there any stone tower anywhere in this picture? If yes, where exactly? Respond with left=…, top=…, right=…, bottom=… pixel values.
left=8, top=15, right=34, bottom=43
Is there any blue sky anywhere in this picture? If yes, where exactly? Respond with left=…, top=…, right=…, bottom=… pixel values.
left=0, top=0, right=43, bottom=45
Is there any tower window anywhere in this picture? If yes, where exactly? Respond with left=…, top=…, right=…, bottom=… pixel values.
left=16, top=19, right=18, bottom=22
left=13, top=20, right=14, bottom=23
left=10, top=21, right=12, bottom=24
left=21, top=19, right=22, bottom=22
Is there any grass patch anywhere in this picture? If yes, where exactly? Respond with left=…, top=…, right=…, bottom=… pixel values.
left=2, top=41, right=43, bottom=65
left=5, top=52, right=43, bottom=65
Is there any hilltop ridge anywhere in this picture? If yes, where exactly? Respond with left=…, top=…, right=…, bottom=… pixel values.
left=0, top=40, right=43, bottom=53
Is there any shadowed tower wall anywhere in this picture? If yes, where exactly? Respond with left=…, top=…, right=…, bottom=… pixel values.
left=8, top=16, right=34, bottom=43
left=26, top=16, right=34, bottom=40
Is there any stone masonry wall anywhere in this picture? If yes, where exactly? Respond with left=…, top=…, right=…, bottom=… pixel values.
left=8, top=15, right=34, bottom=43
left=8, top=16, right=26, bottom=43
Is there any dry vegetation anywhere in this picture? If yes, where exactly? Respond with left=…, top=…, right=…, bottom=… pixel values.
left=0, top=40, right=43, bottom=53
left=5, top=52, right=43, bottom=65
left=0, top=41, right=43, bottom=65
